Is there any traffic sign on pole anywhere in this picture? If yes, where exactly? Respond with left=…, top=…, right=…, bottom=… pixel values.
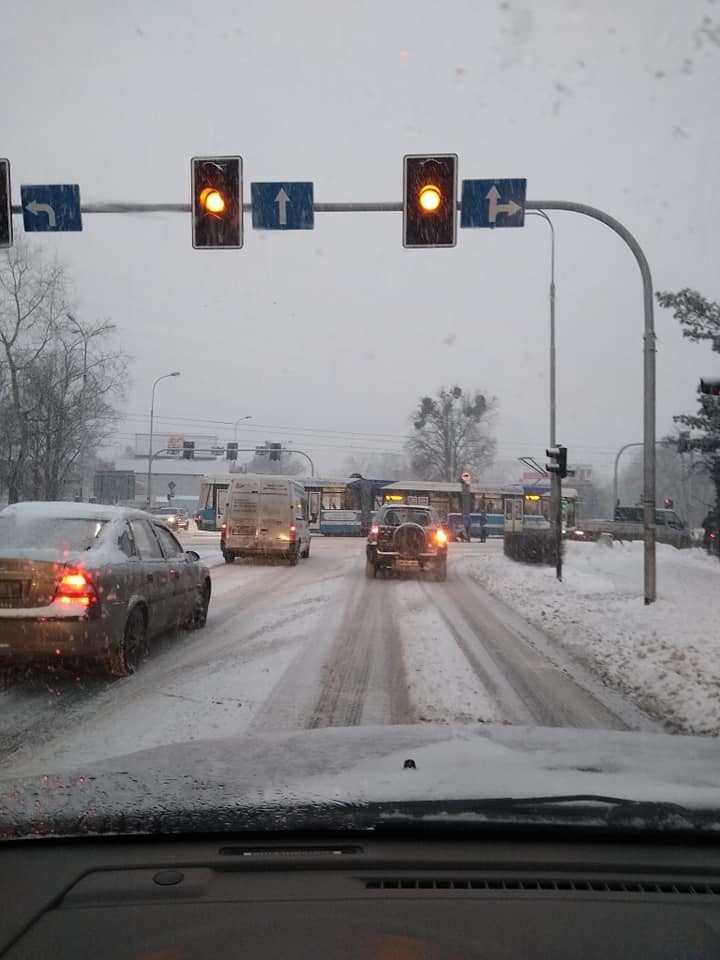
left=251, top=182, right=314, bottom=230
left=460, top=178, right=526, bottom=229
left=460, top=471, right=472, bottom=484
left=0, top=160, right=11, bottom=248
left=20, top=184, right=83, bottom=232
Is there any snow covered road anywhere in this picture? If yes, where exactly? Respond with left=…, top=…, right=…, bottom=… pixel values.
left=0, top=538, right=657, bottom=777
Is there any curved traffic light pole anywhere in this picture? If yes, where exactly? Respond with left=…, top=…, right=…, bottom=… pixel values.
left=17, top=197, right=656, bottom=603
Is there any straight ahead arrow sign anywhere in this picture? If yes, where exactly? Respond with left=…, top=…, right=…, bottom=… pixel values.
left=275, top=187, right=290, bottom=226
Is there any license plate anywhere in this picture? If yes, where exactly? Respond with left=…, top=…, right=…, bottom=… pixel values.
left=395, top=559, right=418, bottom=569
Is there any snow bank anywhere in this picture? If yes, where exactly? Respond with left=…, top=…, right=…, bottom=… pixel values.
left=464, top=541, right=720, bottom=735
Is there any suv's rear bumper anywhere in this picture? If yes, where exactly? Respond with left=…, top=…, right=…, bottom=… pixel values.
left=367, top=545, right=446, bottom=565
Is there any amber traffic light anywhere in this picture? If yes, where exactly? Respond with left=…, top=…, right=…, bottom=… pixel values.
left=403, top=154, right=458, bottom=248
left=191, top=156, right=242, bottom=249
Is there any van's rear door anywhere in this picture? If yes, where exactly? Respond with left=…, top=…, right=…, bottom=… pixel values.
left=258, top=480, right=293, bottom=550
left=227, top=479, right=261, bottom=547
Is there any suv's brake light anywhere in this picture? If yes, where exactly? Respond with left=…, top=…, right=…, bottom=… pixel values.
left=369, top=525, right=379, bottom=543
left=55, top=571, right=98, bottom=607
left=435, top=528, right=448, bottom=544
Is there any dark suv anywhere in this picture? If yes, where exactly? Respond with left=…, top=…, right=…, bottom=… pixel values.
left=366, top=504, right=448, bottom=581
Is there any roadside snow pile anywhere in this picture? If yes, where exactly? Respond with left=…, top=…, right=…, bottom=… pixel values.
left=464, top=541, right=720, bottom=735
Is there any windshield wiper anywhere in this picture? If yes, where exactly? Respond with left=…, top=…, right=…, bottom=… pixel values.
left=370, top=795, right=720, bottom=835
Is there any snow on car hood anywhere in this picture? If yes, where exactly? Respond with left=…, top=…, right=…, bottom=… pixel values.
left=2, top=723, right=720, bottom=839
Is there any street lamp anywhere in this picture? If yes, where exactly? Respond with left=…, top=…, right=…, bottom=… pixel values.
left=66, top=313, right=89, bottom=500
left=233, top=415, right=252, bottom=442
left=146, top=371, right=181, bottom=507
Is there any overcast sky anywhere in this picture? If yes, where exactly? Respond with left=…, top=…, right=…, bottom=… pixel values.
left=3, top=0, right=719, bottom=476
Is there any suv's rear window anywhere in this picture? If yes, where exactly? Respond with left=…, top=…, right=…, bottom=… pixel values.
left=0, top=516, right=106, bottom=552
left=380, top=509, right=433, bottom=526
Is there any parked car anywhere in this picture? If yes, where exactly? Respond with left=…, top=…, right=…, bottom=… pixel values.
left=0, top=502, right=211, bottom=677
left=366, top=504, right=448, bottom=581
left=151, top=505, right=190, bottom=531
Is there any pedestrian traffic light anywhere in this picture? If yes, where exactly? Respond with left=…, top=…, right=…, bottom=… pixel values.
left=0, top=159, right=11, bottom=249
left=182, top=441, right=195, bottom=460
left=403, top=154, right=458, bottom=248
left=546, top=444, right=568, bottom=479
left=700, top=378, right=720, bottom=396
left=269, top=442, right=282, bottom=462
left=226, top=442, right=238, bottom=461
left=191, top=156, right=242, bottom=249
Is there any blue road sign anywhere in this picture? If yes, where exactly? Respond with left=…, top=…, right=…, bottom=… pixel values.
left=460, top=179, right=526, bottom=229
left=251, top=182, right=314, bottom=230
left=21, top=184, right=82, bottom=232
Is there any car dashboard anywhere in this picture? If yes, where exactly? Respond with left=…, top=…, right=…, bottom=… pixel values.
left=2, top=830, right=720, bottom=958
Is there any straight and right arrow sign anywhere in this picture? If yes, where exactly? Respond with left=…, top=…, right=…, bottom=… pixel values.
left=460, top=178, right=527, bottom=229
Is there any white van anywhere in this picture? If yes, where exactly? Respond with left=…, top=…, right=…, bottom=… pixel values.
left=220, top=475, right=311, bottom=565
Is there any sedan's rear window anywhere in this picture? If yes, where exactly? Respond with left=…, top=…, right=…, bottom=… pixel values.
left=0, top=517, right=107, bottom=551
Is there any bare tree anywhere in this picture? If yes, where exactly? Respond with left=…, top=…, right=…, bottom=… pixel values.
left=0, top=241, right=128, bottom=503
left=406, top=386, right=497, bottom=482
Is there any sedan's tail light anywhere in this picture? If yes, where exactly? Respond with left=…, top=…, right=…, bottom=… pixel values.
left=55, top=571, right=98, bottom=607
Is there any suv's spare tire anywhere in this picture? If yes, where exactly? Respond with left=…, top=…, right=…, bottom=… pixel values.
left=394, top=522, right=426, bottom=558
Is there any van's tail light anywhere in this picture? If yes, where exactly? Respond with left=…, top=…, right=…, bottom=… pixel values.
left=220, top=522, right=227, bottom=532
left=369, top=525, right=379, bottom=543
left=55, top=571, right=98, bottom=607
left=435, top=528, right=448, bottom=544
left=289, top=524, right=297, bottom=541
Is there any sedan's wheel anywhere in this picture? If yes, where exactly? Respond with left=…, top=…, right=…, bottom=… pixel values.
left=189, top=582, right=210, bottom=630
left=109, top=608, right=147, bottom=677
left=365, top=557, right=377, bottom=579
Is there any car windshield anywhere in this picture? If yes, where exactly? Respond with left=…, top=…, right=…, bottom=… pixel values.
left=1, top=0, right=720, bottom=845
left=0, top=515, right=106, bottom=552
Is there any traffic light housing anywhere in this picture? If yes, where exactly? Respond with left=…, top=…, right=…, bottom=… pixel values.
left=226, top=442, right=238, bottom=461
left=403, top=154, right=458, bottom=248
left=546, top=444, right=568, bottom=479
left=269, top=442, right=282, bottom=462
left=0, top=159, right=11, bottom=249
left=182, top=441, right=195, bottom=460
left=700, top=378, right=720, bottom=396
left=191, top=156, right=243, bottom=249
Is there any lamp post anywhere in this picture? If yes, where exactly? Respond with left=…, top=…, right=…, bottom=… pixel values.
left=66, top=313, right=89, bottom=500
left=146, top=371, right=180, bottom=507
left=233, top=415, right=252, bottom=442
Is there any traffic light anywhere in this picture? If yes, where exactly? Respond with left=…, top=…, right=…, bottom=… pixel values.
left=226, top=442, right=238, bottom=461
left=0, top=159, right=11, bottom=249
left=182, top=441, right=195, bottom=460
left=546, top=444, right=568, bottom=479
left=700, top=378, right=720, bottom=396
left=403, top=154, right=458, bottom=248
left=191, top=156, right=243, bottom=249
left=663, top=498, right=674, bottom=509
left=269, top=442, right=282, bottom=462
